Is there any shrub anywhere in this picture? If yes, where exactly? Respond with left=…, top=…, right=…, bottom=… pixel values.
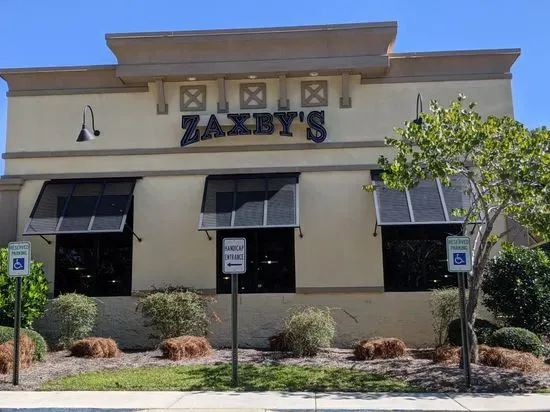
left=447, top=318, right=496, bottom=346
left=50, top=293, right=97, bottom=348
left=429, top=288, right=460, bottom=345
left=282, top=306, right=335, bottom=357
left=268, top=332, right=290, bottom=352
left=354, top=338, right=407, bottom=360
left=159, top=336, right=213, bottom=360
left=433, top=344, right=460, bottom=364
left=70, top=337, right=120, bottom=358
left=487, top=327, right=545, bottom=357
left=478, top=345, right=548, bottom=373
left=0, top=248, right=49, bottom=328
left=0, top=333, right=35, bottom=374
left=0, top=325, right=47, bottom=361
left=482, top=245, right=550, bottom=335
left=137, top=291, right=209, bottom=341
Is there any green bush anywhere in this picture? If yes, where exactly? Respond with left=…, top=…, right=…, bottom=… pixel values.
left=0, top=325, right=48, bottom=361
left=447, top=318, right=497, bottom=346
left=487, top=327, right=545, bottom=357
left=137, top=291, right=209, bottom=341
left=50, top=293, right=97, bottom=348
left=429, top=288, right=460, bottom=345
left=0, top=248, right=49, bottom=328
left=282, top=306, right=336, bottom=357
left=482, top=245, right=550, bottom=335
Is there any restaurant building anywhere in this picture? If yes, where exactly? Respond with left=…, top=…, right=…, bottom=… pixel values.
left=0, top=22, right=522, bottom=348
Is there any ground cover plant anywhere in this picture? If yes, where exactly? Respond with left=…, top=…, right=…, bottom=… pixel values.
left=39, top=364, right=416, bottom=392
left=159, top=336, right=212, bottom=360
left=0, top=326, right=47, bottom=361
left=429, top=288, right=460, bottom=345
left=282, top=306, right=336, bottom=356
left=354, top=338, right=407, bottom=360
left=50, top=293, right=97, bottom=348
left=487, top=327, right=545, bottom=357
left=0, top=333, right=35, bottom=374
left=137, top=291, right=209, bottom=341
left=69, top=338, right=120, bottom=358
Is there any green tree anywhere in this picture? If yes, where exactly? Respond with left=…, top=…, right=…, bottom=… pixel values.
left=364, top=95, right=550, bottom=361
left=0, top=248, right=50, bottom=328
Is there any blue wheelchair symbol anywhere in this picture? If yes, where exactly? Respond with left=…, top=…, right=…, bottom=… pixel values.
left=12, top=258, right=25, bottom=271
left=453, top=253, right=467, bottom=266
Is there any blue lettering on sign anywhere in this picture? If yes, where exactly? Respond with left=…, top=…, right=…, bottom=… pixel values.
left=181, top=110, right=328, bottom=146
left=13, top=258, right=25, bottom=271
left=453, top=253, right=467, bottom=266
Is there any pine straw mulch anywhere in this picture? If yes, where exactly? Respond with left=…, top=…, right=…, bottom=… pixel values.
left=0, top=348, right=548, bottom=392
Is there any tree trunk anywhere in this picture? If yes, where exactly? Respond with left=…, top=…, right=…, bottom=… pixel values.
left=466, top=223, right=495, bottom=364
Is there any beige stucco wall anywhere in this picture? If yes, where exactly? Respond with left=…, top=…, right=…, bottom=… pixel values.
left=4, top=77, right=513, bottom=157
left=17, top=171, right=381, bottom=291
left=8, top=75, right=513, bottom=348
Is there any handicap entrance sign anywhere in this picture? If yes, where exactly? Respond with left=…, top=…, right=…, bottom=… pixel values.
left=446, top=236, right=471, bottom=272
left=222, top=238, right=246, bottom=275
left=8, top=241, right=32, bottom=277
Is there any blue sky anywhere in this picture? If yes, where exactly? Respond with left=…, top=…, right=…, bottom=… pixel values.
left=1, top=0, right=548, bottom=174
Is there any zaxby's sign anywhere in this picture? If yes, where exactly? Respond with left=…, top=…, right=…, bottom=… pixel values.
left=181, top=110, right=327, bottom=146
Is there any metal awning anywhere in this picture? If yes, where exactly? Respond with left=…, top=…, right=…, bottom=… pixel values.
left=199, top=173, right=299, bottom=230
left=24, top=179, right=137, bottom=236
left=371, top=171, right=472, bottom=225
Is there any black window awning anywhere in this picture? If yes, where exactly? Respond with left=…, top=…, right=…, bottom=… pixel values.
left=24, top=179, right=137, bottom=236
left=371, top=171, right=472, bottom=225
left=199, top=173, right=299, bottom=230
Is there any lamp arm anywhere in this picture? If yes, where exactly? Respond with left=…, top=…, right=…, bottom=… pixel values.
left=83, top=105, right=101, bottom=136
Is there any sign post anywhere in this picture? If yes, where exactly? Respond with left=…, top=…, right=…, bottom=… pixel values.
left=222, top=238, right=246, bottom=386
left=7, top=241, right=32, bottom=386
left=446, top=236, right=472, bottom=388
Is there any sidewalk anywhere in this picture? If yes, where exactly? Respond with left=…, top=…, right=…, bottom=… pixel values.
left=0, top=391, right=549, bottom=411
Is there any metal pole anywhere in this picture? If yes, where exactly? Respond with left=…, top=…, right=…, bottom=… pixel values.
left=458, top=272, right=471, bottom=388
left=13, top=277, right=22, bottom=386
left=231, top=273, right=238, bottom=386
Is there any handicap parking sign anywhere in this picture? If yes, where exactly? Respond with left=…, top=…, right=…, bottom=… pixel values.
left=453, top=253, right=466, bottom=266
left=12, top=258, right=25, bottom=271
left=8, top=241, right=31, bottom=277
left=446, top=236, right=472, bottom=272
left=13, top=258, right=25, bottom=270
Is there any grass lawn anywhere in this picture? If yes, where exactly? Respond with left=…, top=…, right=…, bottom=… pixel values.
left=40, top=364, right=417, bottom=392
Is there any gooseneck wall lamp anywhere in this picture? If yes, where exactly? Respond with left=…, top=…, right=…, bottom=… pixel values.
left=413, top=93, right=423, bottom=126
left=76, top=105, right=101, bottom=142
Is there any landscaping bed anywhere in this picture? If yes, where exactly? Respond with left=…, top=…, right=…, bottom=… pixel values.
left=0, top=348, right=548, bottom=393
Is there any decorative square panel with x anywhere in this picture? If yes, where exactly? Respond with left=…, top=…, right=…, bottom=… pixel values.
left=180, top=85, right=207, bottom=111
left=301, top=80, right=328, bottom=107
left=240, top=83, right=267, bottom=109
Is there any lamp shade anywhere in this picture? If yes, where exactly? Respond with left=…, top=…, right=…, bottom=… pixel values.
left=76, top=126, right=95, bottom=142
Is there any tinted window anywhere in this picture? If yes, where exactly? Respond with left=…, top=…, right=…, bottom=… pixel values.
left=382, top=224, right=462, bottom=291
left=217, top=228, right=295, bottom=294
left=54, top=203, right=133, bottom=297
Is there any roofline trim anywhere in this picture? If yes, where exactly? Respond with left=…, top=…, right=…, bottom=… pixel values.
left=105, top=21, right=398, bottom=40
